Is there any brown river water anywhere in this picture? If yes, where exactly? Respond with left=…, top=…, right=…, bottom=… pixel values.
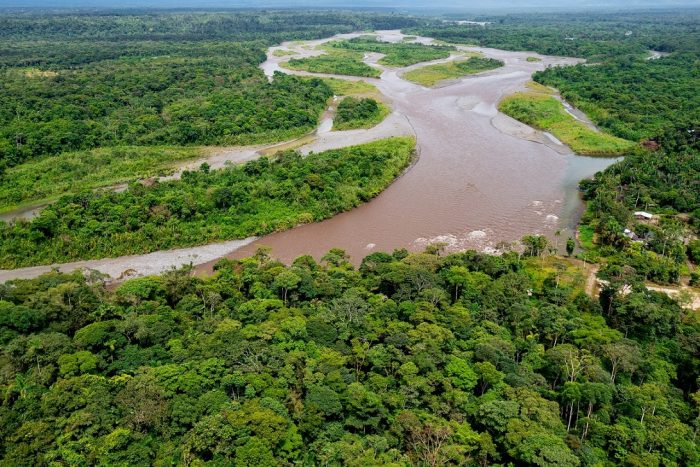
left=199, top=31, right=618, bottom=268
left=0, top=30, right=620, bottom=282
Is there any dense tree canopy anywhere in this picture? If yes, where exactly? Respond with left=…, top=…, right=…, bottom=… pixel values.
left=333, top=97, right=387, bottom=131
left=1, top=67, right=332, bottom=167
left=0, top=247, right=697, bottom=465
left=579, top=125, right=700, bottom=282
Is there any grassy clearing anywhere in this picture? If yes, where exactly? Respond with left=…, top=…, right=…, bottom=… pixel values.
left=575, top=224, right=604, bottom=263
left=314, top=77, right=381, bottom=99
left=272, top=49, right=297, bottom=57
left=282, top=54, right=380, bottom=77
left=525, top=80, right=555, bottom=94
left=0, top=146, right=202, bottom=211
left=498, top=93, right=636, bottom=156
left=577, top=224, right=597, bottom=250
left=522, top=255, right=587, bottom=292
left=402, top=56, right=504, bottom=87
left=333, top=97, right=391, bottom=131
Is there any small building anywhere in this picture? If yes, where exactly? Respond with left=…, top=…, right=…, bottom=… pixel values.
left=634, top=211, right=654, bottom=220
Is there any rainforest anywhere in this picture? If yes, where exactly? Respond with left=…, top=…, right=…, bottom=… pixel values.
left=0, top=6, right=698, bottom=467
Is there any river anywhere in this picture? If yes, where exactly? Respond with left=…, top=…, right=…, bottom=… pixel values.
left=199, top=30, right=619, bottom=268
left=0, top=30, right=620, bottom=282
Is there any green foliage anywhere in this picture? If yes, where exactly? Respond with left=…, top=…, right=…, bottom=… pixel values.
left=0, top=9, right=698, bottom=465
left=313, top=77, right=380, bottom=97
left=402, top=56, right=504, bottom=86
left=333, top=97, right=389, bottom=131
left=499, top=92, right=635, bottom=156
left=58, top=350, right=99, bottom=377
left=0, top=146, right=201, bottom=210
left=0, top=138, right=416, bottom=267
left=0, top=10, right=421, bottom=48
left=579, top=126, right=699, bottom=281
left=283, top=55, right=381, bottom=77
left=522, top=235, right=551, bottom=257
left=327, top=36, right=454, bottom=67
left=688, top=239, right=700, bottom=264
left=411, top=12, right=699, bottom=143
left=1, top=248, right=697, bottom=465
left=535, top=53, right=700, bottom=142
left=0, top=10, right=423, bottom=168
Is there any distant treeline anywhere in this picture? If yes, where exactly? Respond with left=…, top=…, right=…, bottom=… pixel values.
left=407, top=11, right=700, bottom=60
left=0, top=10, right=422, bottom=43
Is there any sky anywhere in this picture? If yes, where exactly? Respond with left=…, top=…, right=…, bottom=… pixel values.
left=4, top=0, right=700, bottom=10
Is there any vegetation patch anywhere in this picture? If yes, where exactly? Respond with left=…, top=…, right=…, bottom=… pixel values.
left=578, top=127, right=700, bottom=283
left=272, top=49, right=297, bottom=57
left=525, top=80, right=554, bottom=94
left=535, top=53, right=700, bottom=141
left=526, top=56, right=541, bottom=62
left=282, top=54, right=380, bottom=77
left=577, top=224, right=597, bottom=251
left=0, top=146, right=202, bottom=211
left=0, top=137, right=415, bottom=267
left=402, top=56, right=504, bottom=86
left=327, top=36, right=454, bottom=67
left=312, top=77, right=381, bottom=99
left=22, top=68, right=59, bottom=78
left=499, top=92, right=636, bottom=156
left=406, top=12, right=698, bottom=60
left=333, top=97, right=390, bottom=130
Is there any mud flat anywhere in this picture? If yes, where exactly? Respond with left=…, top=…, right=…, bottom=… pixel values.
left=0, top=238, right=257, bottom=283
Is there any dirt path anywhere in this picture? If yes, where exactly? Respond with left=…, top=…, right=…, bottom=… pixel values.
left=575, top=257, right=699, bottom=310
left=584, top=264, right=601, bottom=297
left=646, top=284, right=700, bottom=310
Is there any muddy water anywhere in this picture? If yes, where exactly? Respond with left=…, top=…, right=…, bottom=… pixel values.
left=209, top=32, right=619, bottom=266
left=0, top=202, right=46, bottom=223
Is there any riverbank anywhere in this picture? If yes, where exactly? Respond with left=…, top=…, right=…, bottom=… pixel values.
left=0, top=238, right=258, bottom=283
left=498, top=92, right=635, bottom=156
